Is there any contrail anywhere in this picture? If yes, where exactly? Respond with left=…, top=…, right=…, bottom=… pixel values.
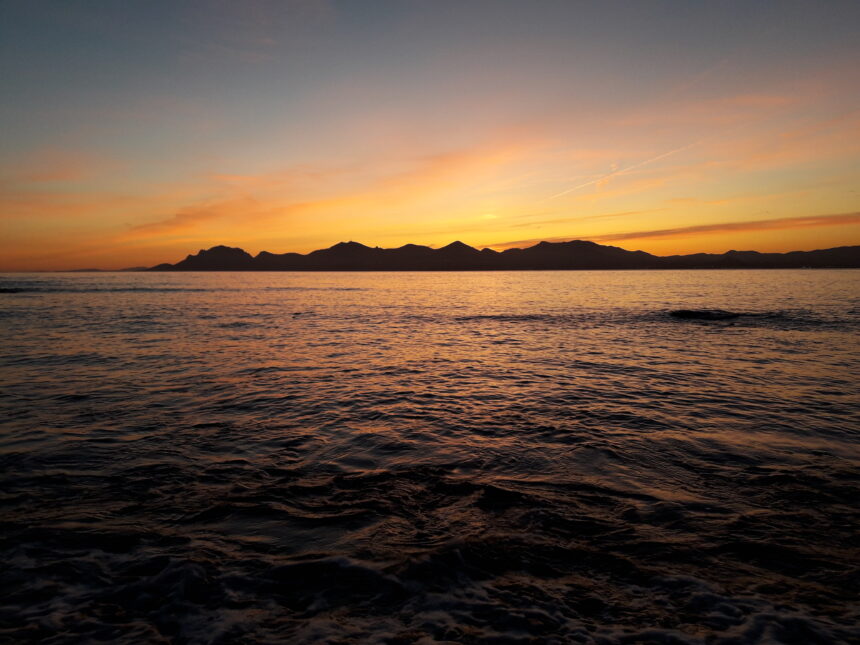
left=546, top=140, right=701, bottom=201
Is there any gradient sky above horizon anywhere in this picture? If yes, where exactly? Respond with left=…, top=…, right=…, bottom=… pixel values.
left=1, top=1, right=859, bottom=270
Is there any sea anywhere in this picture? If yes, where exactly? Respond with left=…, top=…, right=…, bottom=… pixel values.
left=1, top=270, right=858, bottom=644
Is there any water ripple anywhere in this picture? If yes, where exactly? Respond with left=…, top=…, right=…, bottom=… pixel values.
left=1, top=270, right=858, bottom=643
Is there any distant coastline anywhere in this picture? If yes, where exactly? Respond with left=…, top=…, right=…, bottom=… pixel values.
left=146, top=240, right=860, bottom=271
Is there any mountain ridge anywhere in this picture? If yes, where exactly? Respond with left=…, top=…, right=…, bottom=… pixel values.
left=149, top=240, right=860, bottom=271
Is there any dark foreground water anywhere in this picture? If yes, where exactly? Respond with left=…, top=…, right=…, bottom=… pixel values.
left=1, top=270, right=858, bottom=644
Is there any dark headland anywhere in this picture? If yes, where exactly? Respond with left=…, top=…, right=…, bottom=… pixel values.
left=149, top=240, right=860, bottom=271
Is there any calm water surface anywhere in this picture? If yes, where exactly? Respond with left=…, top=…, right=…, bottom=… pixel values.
left=1, top=270, right=858, bottom=644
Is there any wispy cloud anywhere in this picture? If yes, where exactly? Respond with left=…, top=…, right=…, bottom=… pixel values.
left=487, top=212, right=860, bottom=250
left=119, top=139, right=539, bottom=241
left=545, top=141, right=701, bottom=200
left=615, top=93, right=797, bottom=129
left=508, top=209, right=660, bottom=229
left=175, top=0, right=336, bottom=64
left=594, top=212, right=860, bottom=243
left=1, top=148, right=120, bottom=184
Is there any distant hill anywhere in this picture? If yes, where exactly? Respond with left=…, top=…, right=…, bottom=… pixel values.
left=148, top=240, right=860, bottom=271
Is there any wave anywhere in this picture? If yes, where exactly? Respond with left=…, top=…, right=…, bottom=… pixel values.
left=452, top=309, right=858, bottom=331
left=2, top=460, right=856, bottom=643
left=0, top=286, right=212, bottom=293
left=0, top=285, right=369, bottom=294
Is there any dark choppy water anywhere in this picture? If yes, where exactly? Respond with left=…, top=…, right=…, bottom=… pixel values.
left=1, top=270, right=859, bottom=644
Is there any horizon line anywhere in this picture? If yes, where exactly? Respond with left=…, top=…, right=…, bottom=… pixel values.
left=3, top=238, right=860, bottom=273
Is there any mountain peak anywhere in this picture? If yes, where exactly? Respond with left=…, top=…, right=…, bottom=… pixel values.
left=188, top=245, right=249, bottom=256
left=174, top=245, right=255, bottom=270
left=439, top=240, right=476, bottom=251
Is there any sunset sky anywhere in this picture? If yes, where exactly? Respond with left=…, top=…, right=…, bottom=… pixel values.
left=2, top=0, right=859, bottom=270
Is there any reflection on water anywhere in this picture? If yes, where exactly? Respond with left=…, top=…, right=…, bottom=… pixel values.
left=1, top=270, right=858, bottom=644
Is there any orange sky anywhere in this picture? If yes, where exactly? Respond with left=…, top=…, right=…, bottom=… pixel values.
left=1, top=2, right=859, bottom=270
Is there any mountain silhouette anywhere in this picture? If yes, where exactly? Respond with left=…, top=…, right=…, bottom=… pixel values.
left=149, top=240, right=860, bottom=271
left=151, top=245, right=256, bottom=270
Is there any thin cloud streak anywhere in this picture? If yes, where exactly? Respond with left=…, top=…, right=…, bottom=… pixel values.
left=509, top=209, right=660, bottom=229
left=488, top=212, right=860, bottom=250
left=545, top=141, right=701, bottom=201
left=593, top=212, right=860, bottom=243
